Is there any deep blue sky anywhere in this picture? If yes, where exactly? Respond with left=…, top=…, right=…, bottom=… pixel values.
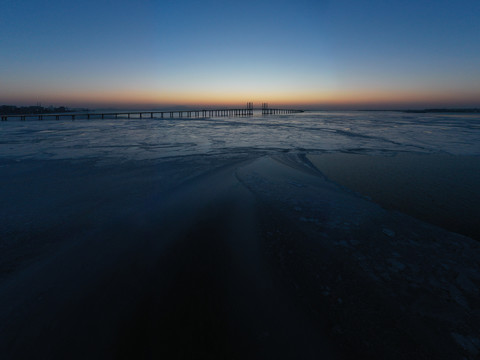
left=1, top=0, right=479, bottom=108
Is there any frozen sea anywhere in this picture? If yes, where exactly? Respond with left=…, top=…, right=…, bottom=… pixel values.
left=1, top=110, right=479, bottom=161
left=1, top=110, right=480, bottom=359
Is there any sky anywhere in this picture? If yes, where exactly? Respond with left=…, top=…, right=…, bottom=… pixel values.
left=1, top=0, right=479, bottom=109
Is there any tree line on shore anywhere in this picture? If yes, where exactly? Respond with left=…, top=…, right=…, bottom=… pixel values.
left=0, top=105, right=87, bottom=115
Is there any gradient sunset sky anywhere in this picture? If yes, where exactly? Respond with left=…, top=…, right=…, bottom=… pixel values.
left=1, top=0, right=479, bottom=109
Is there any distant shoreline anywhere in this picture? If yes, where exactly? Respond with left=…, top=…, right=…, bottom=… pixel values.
left=0, top=105, right=87, bottom=116
left=3, top=105, right=479, bottom=115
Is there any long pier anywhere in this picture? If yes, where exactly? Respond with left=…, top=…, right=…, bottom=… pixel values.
left=0, top=107, right=303, bottom=121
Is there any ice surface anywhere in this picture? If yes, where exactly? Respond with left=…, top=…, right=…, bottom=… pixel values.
left=0, top=111, right=479, bottom=359
left=1, top=111, right=479, bottom=162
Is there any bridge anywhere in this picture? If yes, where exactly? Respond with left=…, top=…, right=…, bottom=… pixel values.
left=0, top=103, right=303, bottom=121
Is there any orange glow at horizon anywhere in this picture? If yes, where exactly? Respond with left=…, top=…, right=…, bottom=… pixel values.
left=3, top=86, right=479, bottom=109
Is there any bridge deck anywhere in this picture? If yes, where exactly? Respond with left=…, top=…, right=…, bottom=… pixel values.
left=1, top=108, right=303, bottom=121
